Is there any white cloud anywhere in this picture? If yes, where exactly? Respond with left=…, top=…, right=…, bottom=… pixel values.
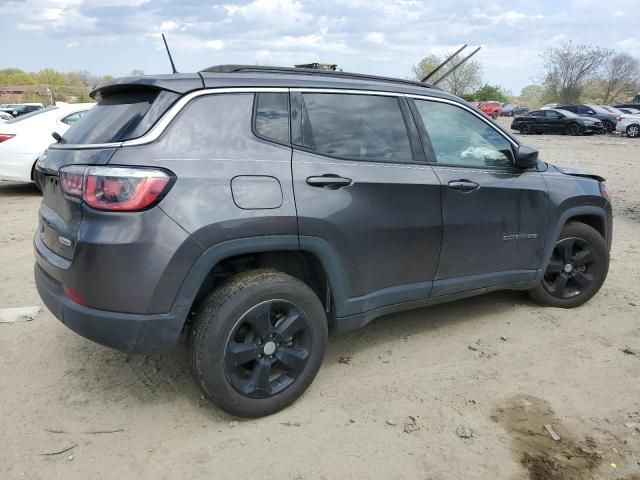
left=223, top=0, right=312, bottom=25
left=66, top=41, right=79, bottom=47
left=474, top=10, right=543, bottom=26
left=366, top=32, right=385, bottom=44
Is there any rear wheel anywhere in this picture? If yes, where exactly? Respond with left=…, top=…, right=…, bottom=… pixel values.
left=529, top=223, right=608, bottom=308
left=627, top=124, right=640, bottom=138
left=188, top=269, right=328, bottom=417
left=491, top=112, right=498, bottom=120
left=602, top=120, right=614, bottom=133
left=522, top=124, right=532, bottom=134
left=566, top=123, right=581, bottom=136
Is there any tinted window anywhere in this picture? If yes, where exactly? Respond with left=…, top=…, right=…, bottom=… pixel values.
left=254, top=93, right=289, bottom=144
left=61, top=110, right=88, bottom=125
left=414, top=100, right=514, bottom=168
left=545, top=110, right=562, bottom=118
left=301, top=93, right=412, bottom=162
left=62, top=89, right=178, bottom=144
left=529, top=110, right=545, bottom=117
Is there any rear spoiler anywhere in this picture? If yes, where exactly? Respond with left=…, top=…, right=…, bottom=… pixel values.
left=91, top=74, right=204, bottom=101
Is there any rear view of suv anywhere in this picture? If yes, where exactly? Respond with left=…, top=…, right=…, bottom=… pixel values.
left=35, top=66, right=612, bottom=417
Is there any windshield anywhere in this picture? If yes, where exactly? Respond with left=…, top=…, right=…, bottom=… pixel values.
left=602, top=106, right=624, bottom=115
left=587, top=105, right=611, bottom=114
left=6, top=106, right=58, bottom=124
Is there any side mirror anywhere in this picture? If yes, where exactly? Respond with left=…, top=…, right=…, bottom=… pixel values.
left=514, top=144, right=539, bottom=169
left=51, top=131, right=63, bottom=143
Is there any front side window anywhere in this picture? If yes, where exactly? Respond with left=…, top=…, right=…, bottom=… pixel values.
left=414, top=100, right=514, bottom=168
left=254, top=93, right=289, bottom=144
left=301, top=93, right=412, bottom=162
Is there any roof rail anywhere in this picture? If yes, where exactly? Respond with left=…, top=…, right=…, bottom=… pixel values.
left=200, top=64, right=435, bottom=89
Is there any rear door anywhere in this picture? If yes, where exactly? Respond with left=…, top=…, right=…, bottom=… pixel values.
left=410, top=97, right=548, bottom=296
left=291, top=91, right=442, bottom=317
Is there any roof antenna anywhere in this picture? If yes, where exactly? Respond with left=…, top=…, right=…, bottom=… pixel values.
left=162, top=33, right=178, bottom=74
left=433, top=46, right=482, bottom=86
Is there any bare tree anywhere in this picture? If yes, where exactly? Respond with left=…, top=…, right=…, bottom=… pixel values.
left=600, top=53, right=640, bottom=103
left=412, top=52, right=483, bottom=97
left=540, top=41, right=612, bottom=104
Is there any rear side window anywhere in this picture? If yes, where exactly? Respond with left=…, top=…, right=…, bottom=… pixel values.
left=62, top=89, right=178, bottom=144
left=301, top=93, right=412, bottom=162
left=254, top=93, right=290, bottom=144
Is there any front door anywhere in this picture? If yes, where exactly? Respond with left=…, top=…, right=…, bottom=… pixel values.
left=290, top=91, right=442, bottom=317
left=411, top=97, right=549, bottom=296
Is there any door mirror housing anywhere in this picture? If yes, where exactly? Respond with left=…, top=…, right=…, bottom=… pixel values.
left=514, top=144, right=539, bottom=169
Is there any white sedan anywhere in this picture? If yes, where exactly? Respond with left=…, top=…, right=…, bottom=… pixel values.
left=0, top=102, right=94, bottom=184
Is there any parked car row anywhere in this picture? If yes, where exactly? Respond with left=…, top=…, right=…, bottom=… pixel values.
left=511, top=103, right=640, bottom=138
left=0, top=102, right=94, bottom=184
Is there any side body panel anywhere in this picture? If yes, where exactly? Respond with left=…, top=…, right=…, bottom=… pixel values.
left=110, top=92, right=298, bottom=249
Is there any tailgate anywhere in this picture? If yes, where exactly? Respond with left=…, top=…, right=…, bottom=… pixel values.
left=36, top=148, right=115, bottom=260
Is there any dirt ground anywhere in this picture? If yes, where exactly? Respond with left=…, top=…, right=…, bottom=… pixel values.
left=1, top=120, right=639, bottom=479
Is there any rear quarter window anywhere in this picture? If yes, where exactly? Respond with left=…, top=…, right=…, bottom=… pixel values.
left=61, top=89, right=178, bottom=144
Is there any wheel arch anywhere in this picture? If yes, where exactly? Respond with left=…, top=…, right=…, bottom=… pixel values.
left=536, top=206, right=610, bottom=281
left=173, top=236, right=348, bottom=332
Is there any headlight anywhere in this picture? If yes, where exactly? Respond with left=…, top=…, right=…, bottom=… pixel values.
left=600, top=182, right=611, bottom=202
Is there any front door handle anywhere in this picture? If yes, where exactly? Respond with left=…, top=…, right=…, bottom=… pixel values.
left=306, top=175, right=353, bottom=189
left=448, top=179, right=480, bottom=192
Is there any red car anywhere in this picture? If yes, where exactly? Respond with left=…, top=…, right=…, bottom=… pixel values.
left=477, top=101, right=502, bottom=119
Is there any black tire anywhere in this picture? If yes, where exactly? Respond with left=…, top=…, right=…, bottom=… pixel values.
left=188, top=269, right=328, bottom=417
left=566, top=123, right=581, bottom=136
left=522, top=124, right=531, bottom=134
left=529, top=222, right=609, bottom=308
left=491, top=112, right=498, bottom=120
left=602, top=120, right=614, bottom=133
left=627, top=124, right=640, bottom=138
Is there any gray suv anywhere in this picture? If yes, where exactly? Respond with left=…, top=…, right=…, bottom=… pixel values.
left=34, top=66, right=612, bottom=417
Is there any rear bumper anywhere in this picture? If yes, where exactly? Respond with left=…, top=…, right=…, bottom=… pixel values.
left=35, top=262, right=189, bottom=354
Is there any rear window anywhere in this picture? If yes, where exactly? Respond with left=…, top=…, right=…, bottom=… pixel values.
left=61, top=89, right=178, bottom=144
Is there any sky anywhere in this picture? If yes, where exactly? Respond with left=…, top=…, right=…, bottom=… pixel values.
left=1, top=0, right=639, bottom=94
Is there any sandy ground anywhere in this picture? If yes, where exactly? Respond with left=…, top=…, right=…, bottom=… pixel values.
left=1, top=121, right=639, bottom=480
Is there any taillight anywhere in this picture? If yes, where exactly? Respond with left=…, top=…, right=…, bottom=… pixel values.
left=619, top=115, right=625, bottom=121
left=59, top=165, right=173, bottom=211
left=0, top=133, right=15, bottom=143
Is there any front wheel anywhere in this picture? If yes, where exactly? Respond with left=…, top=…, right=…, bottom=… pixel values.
left=602, top=120, right=614, bottom=133
left=188, top=270, right=328, bottom=417
left=529, top=222, right=609, bottom=308
left=491, top=112, right=499, bottom=120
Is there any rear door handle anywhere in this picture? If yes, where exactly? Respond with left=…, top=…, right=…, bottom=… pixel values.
left=448, top=179, right=480, bottom=192
left=306, top=175, right=353, bottom=189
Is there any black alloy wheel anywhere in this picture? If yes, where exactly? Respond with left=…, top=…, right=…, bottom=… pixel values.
left=188, top=269, right=328, bottom=417
left=522, top=123, right=531, bottom=134
left=224, top=299, right=312, bottom=399
left=566, top=123, right=580, bottom=136
left=542, top=237, right=596, bottom=299
left=529, top=222, right=609, bottom=308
